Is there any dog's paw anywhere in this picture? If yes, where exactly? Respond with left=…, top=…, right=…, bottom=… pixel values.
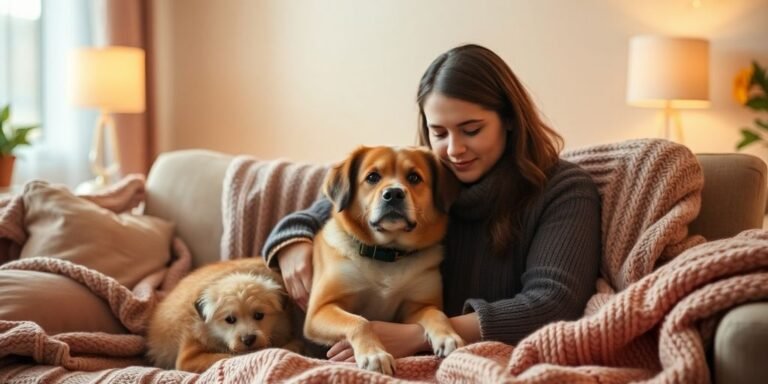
left=427, top=330, right=465, bottom=358
left=355, top=347, right=396, bottom=376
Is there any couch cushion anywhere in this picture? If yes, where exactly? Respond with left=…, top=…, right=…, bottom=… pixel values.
left=21, top=180, right=174, bottom=289
left=145, top=149, right=233, bottom=267
left=0, top=270, right=127, bottom=334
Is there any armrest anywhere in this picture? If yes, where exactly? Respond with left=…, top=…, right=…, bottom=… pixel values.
left=145, top=149, right=234, bottom=267
left=689, top=153, right=767, bottom=240
left=714, top=302, right=768, bottom=384
left=694, top=153, right=768, bottom=383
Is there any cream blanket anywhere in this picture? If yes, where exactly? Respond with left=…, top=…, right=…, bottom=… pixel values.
left=1, top=139, right=767, bottom=384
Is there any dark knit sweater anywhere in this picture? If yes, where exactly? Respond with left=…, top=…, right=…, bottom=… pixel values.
left=262, top=159, right=601, bottom=345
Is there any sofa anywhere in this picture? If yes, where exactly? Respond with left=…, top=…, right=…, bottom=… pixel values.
left=142, top=148, right=767, bottom=384
left=0, top=145, right=765, bottom=383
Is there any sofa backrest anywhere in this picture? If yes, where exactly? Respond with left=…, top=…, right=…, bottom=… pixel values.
left=144, top=150, right=767, bottom=268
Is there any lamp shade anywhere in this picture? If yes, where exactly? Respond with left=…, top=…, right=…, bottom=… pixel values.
left=72, top=46, right=146, bottom=113
left=626, top=36, right=710, bottom=109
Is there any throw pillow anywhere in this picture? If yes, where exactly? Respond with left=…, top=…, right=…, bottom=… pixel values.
left=21, top=180, right=175, bottom=289
left=0, top=270, right=127, bottom=334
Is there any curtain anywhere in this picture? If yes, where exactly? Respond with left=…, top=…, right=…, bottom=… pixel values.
left=105, top=0, right=152, bottom=176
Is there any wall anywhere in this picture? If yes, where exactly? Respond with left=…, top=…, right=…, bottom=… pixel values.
left=150, top=0, right=768, bottom=163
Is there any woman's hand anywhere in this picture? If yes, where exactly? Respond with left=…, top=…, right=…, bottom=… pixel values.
left=327, top=321, right=429, bottom=362
left=276, top=242, right=314, bottom=311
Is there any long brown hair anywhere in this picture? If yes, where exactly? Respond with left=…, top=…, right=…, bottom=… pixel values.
left=416, top=44, right=563, bottom=256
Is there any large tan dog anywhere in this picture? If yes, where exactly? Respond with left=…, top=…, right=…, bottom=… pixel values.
left=146, top=258, right=299, bottom=373
left=305, top=146, right=465, bottom=375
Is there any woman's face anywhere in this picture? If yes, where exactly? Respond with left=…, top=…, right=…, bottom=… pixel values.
left=423, top=92, right=507, bottom=184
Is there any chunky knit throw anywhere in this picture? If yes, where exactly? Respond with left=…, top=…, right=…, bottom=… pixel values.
left=1, top=139, right=767, bottom=384
left=220, top=156, right=328, bottom=260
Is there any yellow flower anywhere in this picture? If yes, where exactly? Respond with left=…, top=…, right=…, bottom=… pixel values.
left=733, top=66, right=753, bottom=105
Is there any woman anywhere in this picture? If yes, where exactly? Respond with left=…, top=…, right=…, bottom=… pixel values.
left=261, top=44, right=601, bottom=361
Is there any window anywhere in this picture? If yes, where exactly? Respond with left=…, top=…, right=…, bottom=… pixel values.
left=0, top=0, right=42, bottom=127
left=1, top=0, right=99, bottom=187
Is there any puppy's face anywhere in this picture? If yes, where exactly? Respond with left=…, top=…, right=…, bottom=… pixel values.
left=324, top=146, right=459, bottom=249
left=195, top=273, right=286, bottom=354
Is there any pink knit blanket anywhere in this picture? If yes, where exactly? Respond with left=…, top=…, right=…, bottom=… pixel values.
left=1, top=139, right=767, bottom=384
left=220, top=156, right=328, bottom=260
left=0, top=176, right=194, bottom=372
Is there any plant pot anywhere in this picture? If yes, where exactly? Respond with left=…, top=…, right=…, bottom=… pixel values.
left=0, top=155, right=16, bottom=187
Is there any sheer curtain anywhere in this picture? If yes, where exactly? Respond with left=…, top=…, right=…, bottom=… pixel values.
left=0, top=1, right=42, bottom=124
left=0, top=0, right=45, bottom=181
left=1, top=0, right=103, bottom=188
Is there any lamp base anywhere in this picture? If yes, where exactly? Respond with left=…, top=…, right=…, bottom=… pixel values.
left=85, top=110, right=122, bottom=190
left=661, top=102, right=685, bottom=144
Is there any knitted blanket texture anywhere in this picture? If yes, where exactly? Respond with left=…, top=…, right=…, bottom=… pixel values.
left=0, top=139, right=766, bottom=384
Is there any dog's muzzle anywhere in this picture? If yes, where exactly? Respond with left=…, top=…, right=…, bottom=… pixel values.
left=241, top=334, right=257, bottom=347
left=370, top=187, right=416, bottom=232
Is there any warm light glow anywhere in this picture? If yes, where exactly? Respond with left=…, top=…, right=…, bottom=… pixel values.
left=626, top=35, right=710, bottom=109
left=628, top=99, right=710, bottom=109
left=71, top=46, right=146, bottom=113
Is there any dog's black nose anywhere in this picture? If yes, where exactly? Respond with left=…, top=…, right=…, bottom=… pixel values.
left=241, top=334, right=257, bottom=347
left=382, top=187, right=405, bottom=202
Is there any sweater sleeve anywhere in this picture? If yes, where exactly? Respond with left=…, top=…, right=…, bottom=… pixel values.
left=463, top=168, right=602, bottom=344
left=261, top=197, right=333, bottom=268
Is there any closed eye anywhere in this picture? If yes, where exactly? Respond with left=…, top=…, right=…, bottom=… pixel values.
left=429, top=129, right=447, bottom=139
left=464, top=127, right=482, bottom=136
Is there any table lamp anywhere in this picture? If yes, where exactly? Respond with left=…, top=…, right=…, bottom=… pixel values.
left=72, top=46, right=145, bottom=192
left=626, top=35, right=710, bottom=143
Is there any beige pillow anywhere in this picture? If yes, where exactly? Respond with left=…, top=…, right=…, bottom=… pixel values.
left=21, top=181, right=175, bottom=289
left=0, top=270, right=127, bottom=334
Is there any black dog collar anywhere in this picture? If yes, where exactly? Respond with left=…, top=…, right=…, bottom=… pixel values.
left=358, top=243, right=414, bottom=262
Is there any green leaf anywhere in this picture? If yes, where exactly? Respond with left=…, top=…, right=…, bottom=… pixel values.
left=0, top=128, right=8, bottom=151
left=753, top=61, right=768, bottom=92
left=0, top=105, right=9, bottom=125
left=0, top=105, right=10, bottom=150
left=3, top=126, right=36, bottom=154
left=753, top=61, right=765, bottom=82
left=746, top=96, right=768, bottom=111
left=737, top=129, right=763, bottom=150
left=12, top=124, right=39, bottom=131
left=10, top=136, right=28, bottom=148
left=756, top=118, right=768, bottom=131
left=0, top=104, right=40, bottom=155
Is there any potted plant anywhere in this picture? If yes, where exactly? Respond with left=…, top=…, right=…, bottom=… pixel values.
left=734, top=61, right=768, bottom=150
left=0, top=104, right=39, bottom=187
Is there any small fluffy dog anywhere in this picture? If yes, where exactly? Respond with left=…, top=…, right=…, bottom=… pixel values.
left=305, top=146, right=465, bottom=375
left=146, top=258, right=299, bottom=373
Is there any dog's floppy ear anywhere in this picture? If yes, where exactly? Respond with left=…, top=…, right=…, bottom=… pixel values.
left=425, top=152, right=461, bottom=213
left=194, top=297, right=208, bottom=321
left=323, top=147, right=367, bottom=212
